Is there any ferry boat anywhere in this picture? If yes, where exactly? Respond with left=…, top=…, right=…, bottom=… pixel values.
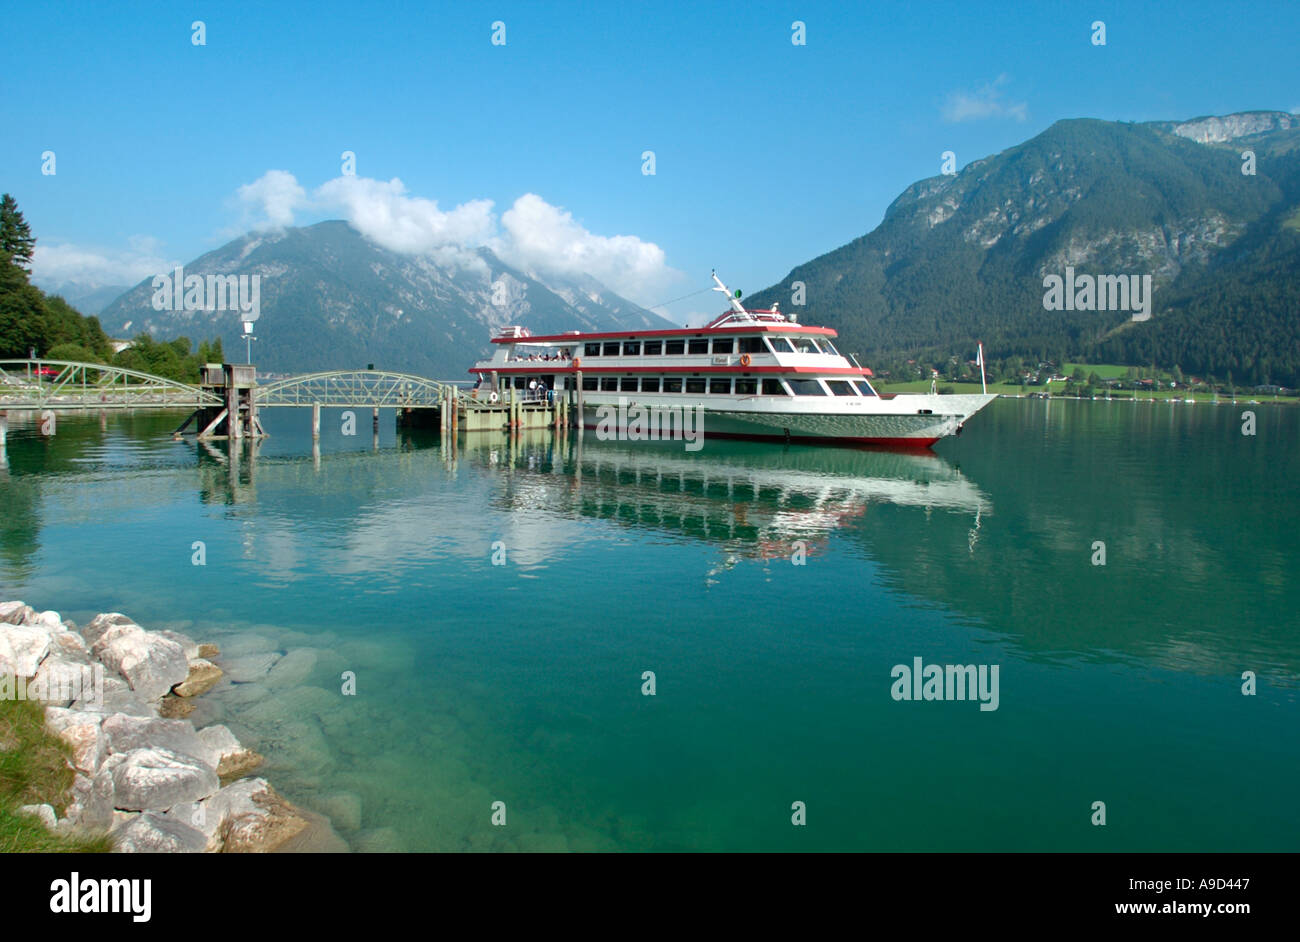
left=468, top=273, right=996, bottom=447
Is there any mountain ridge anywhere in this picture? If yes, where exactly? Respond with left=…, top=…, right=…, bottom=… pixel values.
left=746, top=110, right=1300, bottom=385
left=99, top=220, right=673, bottom=377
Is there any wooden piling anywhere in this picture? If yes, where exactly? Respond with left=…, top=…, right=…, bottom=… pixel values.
left=311, top=403, right=321, bottom=440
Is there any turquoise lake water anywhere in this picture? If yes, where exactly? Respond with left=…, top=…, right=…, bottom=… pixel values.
left=0, top=398, right=1296, bottom=851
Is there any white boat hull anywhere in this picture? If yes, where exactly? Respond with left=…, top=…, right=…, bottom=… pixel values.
left=579, top=393, right=997, bottom=447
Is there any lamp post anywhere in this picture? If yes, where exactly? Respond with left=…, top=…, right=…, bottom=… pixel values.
left=243, top=320, right=255, bottom=364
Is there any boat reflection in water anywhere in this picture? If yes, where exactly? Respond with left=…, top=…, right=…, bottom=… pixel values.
left=451, top=427, right=991, bottom=563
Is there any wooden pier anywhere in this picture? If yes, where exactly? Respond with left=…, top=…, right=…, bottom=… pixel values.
left=401, top=387, right=575, bottom=434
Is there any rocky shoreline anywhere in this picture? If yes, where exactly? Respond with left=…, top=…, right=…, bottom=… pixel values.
left=0, top=599, right=345, bottom=852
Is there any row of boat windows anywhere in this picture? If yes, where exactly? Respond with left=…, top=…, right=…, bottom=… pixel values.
left=581, top=336, right=838, bottom=357
left=577, top=376, right=876, bottom=396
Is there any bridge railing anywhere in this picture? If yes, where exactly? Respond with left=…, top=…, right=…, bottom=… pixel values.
left=0, top=360, right=224, bottom=409
left=255, top=370, right=459, bottom=407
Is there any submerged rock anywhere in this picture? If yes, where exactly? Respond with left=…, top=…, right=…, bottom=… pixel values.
left=157, top=696, right=197, bottom=719
left=221, top=651, right=281, bottom=683
left=155, top=629, right=201, bottom=660
left=264, top=648, right=317, bottom=689
left=313, top=791, right=362, bottom=832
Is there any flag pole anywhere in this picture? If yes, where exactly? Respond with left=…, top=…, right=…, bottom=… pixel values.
left=978, top=342, right=987, bottom=394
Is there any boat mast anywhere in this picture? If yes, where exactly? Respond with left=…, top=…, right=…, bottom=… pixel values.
left=711, top=271, right=749, bottom=316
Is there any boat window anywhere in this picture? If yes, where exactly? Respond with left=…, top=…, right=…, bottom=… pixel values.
left=582, top=377, right=598, bottom=391
left=603, top=342, right=620, bottom=356
left=767, top=337, right=795, bottom=354
left=792, top=337, right=820, bottom=354
left=601, top=377, right=619, bottom=391
left=685, top=378, right=707, bottom=394
left=735, top=378, right=758, bottom=395
left=688, top=339, right=709, bottom=354
left=623, top=341, right=641, bottom=356
left=761, top=378, right=788, bottom=395
left=712, top=338, right=734, bottom=354
left=663, top=377, right=683, bottom=393
left=584, top=343, right=601, bottom=357
left=620, top=377, right=639, bottom=392
left=644, top=340, right=663, bottom=356
left=513, top=376, right=527, bottom=389
left=641, top=377, right=661, bottom=392
left=787, top=378, right=828, bottom=396
left=822, top=340, right=839, bottom=356
left=665, top=340, right=686, bottom=355
left=826, top=380, right=856, bottom=396
left=739, top=337, right=766, bottom=354
left=709, top=378, right=731, bottom=394
left=852, top=380, right=876, bottom=397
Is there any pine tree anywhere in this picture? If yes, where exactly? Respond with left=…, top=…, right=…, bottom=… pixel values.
left=0, top=194, right=36, bottom=271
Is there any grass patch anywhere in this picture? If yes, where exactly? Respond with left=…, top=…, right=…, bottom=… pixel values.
left=0, top=694, right=112, bottom=852
left=1064, top=362, right=1132, bottom=379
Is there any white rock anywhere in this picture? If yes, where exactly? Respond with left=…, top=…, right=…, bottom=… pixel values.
left=112, top=812, right=208, bottom=853
left=75, top=676, right=156, bottom=717
left=28, top=655, right=100, bottom=708
left=195, top=724, right=242, bottom=765
left=45, top=707, right=108, bottom=773
left=65, top=767, right=116, bottom=829
left=35, top=610, right=64, bottom=630
left=95, top=628, right=189, bottom=701
left=0, top=624, right=51, bottom=675
left=156, top=629, right=201, bottom=660
left=82, top=612, right=141, bottom=647
left=106, top=747, right=220, bottom=812
left=47, top=630, right=92, bottom=663
left=101, top=714, right=214, bottom=767
left=195, top=724, right=261, bottom=776
left=18, top=803, right=58, bottom=830
left=0, top=601, right=36, bottom=625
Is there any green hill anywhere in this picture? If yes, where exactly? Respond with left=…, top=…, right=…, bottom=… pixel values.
left=746, top=111, right=1300, bottom=386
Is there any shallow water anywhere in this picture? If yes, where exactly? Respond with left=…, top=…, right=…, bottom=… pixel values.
left=0, top=398, right=1296, bottom=850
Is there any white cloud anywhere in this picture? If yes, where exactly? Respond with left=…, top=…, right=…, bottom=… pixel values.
left=942, top=75, right=1028, bottom=123
left=491, top=193, right=677, bottom=300
left=314, top=175, right=496, bottom=255
left=225, top=171, right=680, bottom=303
left=31, top=235, right=179, bottom=289
left=235, top=169, right=308, bottom=229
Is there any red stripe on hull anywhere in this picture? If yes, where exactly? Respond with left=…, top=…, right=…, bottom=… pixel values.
left=579, top=424, right=940, bottom=451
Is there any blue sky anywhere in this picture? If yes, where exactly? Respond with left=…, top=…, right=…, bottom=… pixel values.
left=4, top=0, right=1298, bottom=323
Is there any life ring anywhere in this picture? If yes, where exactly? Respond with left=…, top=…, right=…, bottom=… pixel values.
left=489, top=391, right=499, bottom=403
left=739, top=353, right=752, bottom=367
left=573, top=357, right=581, bottom=369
